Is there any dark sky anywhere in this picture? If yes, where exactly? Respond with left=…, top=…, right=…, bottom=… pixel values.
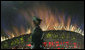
left=1, top=1, right=84, bottom=33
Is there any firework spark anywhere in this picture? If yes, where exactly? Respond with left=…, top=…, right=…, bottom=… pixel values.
left=20, top=5, right=84, bottom=35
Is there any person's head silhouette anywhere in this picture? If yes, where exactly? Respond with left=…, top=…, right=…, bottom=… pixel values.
left=32, top=16, right=42, bottom=26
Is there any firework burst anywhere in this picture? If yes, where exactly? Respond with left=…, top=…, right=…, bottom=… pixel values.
left=1, top=4, right=84, bottom=42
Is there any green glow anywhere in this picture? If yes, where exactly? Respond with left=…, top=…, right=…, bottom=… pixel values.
left=46, top=33, right=52, bottom=38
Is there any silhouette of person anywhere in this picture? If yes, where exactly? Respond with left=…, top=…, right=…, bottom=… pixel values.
left=31, top=16, right=44, bottom=49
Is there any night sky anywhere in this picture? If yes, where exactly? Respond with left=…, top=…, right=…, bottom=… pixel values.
left=1, top=1, right=84, bottom=35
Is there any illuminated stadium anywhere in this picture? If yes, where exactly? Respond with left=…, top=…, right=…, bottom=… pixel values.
left=1, top=30, right=84, bottom=49
left=1, top=1, right=84, bottom=49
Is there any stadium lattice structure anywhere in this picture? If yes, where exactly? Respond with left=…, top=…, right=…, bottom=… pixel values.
left=1, top=30, right=84, bottom=49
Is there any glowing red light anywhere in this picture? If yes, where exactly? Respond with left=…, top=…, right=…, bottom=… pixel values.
left=49, top=42, right=51, bottom=45
left=56, top=41, right=59, bottom=43
left=26, top=41, right=80, bottom=49
left=63, top=42, right=65, bottom=44
left=66, top=41, right=69, bottom=44
left=57, top=48, right=60, bottom=49
left=73, top=42, right=77, bottom=45
left=60, top=42, right=63, bottom=45
left=26, top=44, right=31, bottom=47
left=56, top=44, right=60, bottom=47
left=52, top=42, right=54, bottom=46
left=43, top=42, right=47, bottom=47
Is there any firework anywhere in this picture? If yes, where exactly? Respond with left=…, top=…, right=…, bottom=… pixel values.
left=1, top=4, right=84, bottom=42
